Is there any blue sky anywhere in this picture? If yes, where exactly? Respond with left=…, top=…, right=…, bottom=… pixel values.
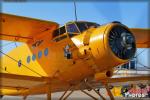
left=1, top=0, right=150, bottom=67
left=1, top=1, right=149, bottom=27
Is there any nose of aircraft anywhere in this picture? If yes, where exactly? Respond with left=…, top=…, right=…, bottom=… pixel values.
left=71, top=23, right=136, bottom=71
left=85, top=23, right=137, bottom=71
left=108, top=25, right=136, bottom=60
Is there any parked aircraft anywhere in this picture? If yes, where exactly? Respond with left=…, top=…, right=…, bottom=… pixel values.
left=0, top=13, right=150, bottom=100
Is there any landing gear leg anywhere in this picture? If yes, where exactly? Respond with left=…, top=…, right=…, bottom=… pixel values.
left=47, top=85, right=51, bottom=100
left=0, top=95, right=3, bottom=99
left=59, top=86, right=74, bottom=100
left=23, top=96, right=27, bottom=100
left=84, top=81, right=106, bottom=100
left=103, top=83, right=114, bottom=100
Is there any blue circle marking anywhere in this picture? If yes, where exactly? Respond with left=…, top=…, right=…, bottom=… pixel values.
left=27, top=56, right=30, bottom=63
left=44, top=48, right=49, bottom=56
left=38, top=51, right=42, bottom=59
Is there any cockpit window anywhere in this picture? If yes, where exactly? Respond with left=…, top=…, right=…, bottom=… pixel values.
left=53, top=22, right=100, bottom=40
left=67, top=23, right=79, bottom=33
left=53, top=26, right=67, bottom=42
left=86, top=22, right=100, bottom=28
left=53, top=26, right=66, bottom=38
left=66, top=23, right=79, bottom=37
left=76, top=22, right=100, bottom=32
left=59, top=26, right=66, bottom=34
left=76, top=22, right=88, bottom=32
left=53, top=29, right=59, bottom=37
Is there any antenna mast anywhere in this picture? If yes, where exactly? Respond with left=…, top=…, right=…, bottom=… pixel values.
left=74, top=0, right=78, bottom=21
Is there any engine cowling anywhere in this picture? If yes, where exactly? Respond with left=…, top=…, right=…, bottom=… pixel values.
left=88, top=23, right=136, bottom=71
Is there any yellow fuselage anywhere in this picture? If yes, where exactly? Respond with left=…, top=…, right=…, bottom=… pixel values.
left=1, top=23, right=132, bottom=95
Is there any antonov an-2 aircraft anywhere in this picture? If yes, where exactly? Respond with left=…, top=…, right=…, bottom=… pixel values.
left=0, top=13, right=150, bottom=100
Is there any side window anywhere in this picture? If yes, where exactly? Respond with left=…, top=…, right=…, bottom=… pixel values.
left=27, top=56, right=30, bottom=63
left=38, top=51, right=42, bottom=59
left=44, top=48, right=49, bottom=56
left=53, top=26, right=66, bottom=38
left=53, top=29, right=59, bottom=37
left=53, top=26, right=67, bottom=42
left=59, top=26, right=66, bottom=35
left=32, top=54, right=36, bottom=61
left=67, top=24, right=79, bottom=33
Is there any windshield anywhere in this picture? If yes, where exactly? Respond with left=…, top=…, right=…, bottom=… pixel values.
left=66, top=22, right=100, bottom=37
left=67, top=23, right=79, bottom=33
left=76, top=22, right=100, bottom=32
left=66, top=23, right=80, bottom=37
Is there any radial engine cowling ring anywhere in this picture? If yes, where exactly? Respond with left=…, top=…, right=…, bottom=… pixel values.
left=108, top=25, right=136, bottom=60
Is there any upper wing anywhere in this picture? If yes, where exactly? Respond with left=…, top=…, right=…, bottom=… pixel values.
left=0, top=13, right=59, bottom=43
left=130, top=28, right=150, bottom=48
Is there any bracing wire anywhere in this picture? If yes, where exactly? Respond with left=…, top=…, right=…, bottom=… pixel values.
left=1, top=42, right=15, bottom=47
left=116, top=49, right=149, bottom=72
left=134, top=49, right=150, bottom=69
left=136, top=60, right=150, bottom=69
left=0, top=50, right=43, bottom=77
left=134, top=49, right=147, bottom=58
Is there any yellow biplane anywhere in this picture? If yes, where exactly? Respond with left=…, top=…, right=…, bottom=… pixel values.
left=0, top=13, right=150, bottom=100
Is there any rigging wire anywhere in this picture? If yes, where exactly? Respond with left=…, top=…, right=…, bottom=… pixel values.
left=134, top=49, right=150, bottom=69
left=0, top=50, right=43, bottom=77
left=136, top=60, right=150, bottom=69
left=134, top=48, right=147, bottom=58
left=116, top=49, right=149, bottom=73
